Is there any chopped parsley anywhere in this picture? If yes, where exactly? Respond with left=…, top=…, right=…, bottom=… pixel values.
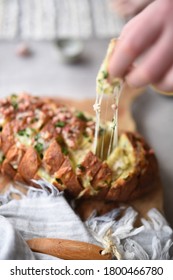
left=55, top=121, right=65, bottom=128
left=17, top=129, right=29, bottom=137
left=17, top=128, right=35, bottom=138
left=76, top=111, right=88, bottom=122
left=102, top=70, right=108, bottom=79
left=76, top=164, right=85, bottom=172
left=34, top=134, right=40, bottom=141
left=61, top=146, right=68, bottom=155
left=0, top=155, right=5, bottom=164
left=34, top=142, right=44, bottom=158
left=11, top=94, right=18, bottom=110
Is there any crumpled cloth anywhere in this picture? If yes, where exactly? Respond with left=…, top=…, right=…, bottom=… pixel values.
left=0, top=181, right=172, bottom=260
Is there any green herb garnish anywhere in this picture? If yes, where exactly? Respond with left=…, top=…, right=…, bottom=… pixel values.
left=17, top=129, right=29, bottom=137
left=34, top=142, right=44, bottom=157
left=76, top=111, right=88, bottom=122
left=102, top=70, right=108, bottom=79
left=61, top=146, right=68, bottom=155
left=13, top=103, right=18, bottom=110
left=55, top=121, right=65, bottom=128
left=34, top=134, right=40, bottom=141
left=0, top=155, right=5, bottom=164
left=11, top=94, right=18, bottom=110
left=76, top=164, right=85, bottom=172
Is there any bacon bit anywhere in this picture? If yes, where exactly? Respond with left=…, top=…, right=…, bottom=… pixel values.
left=47, top=111, right=54, bottom=117
left=41, top=104, right=54, bottom=117
left=18, top=93, right=32, bottom=101
left=26, top=117, right=32, bottom=124
left=0, top=105, right=14, bottom=116
left=0, top=99, right=8, bottom=106
left=42, top=104, right=49, bottom=111
left=85, top=121, right=95, bottom=137
left=52, top=109, right=73, bottom=124
left=18, top=100, right=30, bottom=111
left=41, top=131, right=50, bottom=140
left=55, top=127, right=62, bottom=134
left=86, top=121, right=95, bottom=130
left=62, top=123, right=83, bottom=149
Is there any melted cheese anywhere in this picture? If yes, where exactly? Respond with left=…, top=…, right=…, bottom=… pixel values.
left=94, top=38, right=123, bottom=159
left=0, top=113, right=5, bottom=126
left=37, top=168, right=55, bottom=184
left=93, top=92, right=103, bottom=154
left=96, top=39, right=122, bottom=95
left=16, top=128, right=35, bottom=147
left=107, top=81, right=123, bottom=157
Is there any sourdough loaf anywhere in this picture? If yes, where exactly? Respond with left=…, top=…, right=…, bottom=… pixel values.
left=0, top=93, right=158, bottom=201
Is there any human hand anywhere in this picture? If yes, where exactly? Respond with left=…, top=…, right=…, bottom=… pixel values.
left=109, top=0, right=173, bottom=93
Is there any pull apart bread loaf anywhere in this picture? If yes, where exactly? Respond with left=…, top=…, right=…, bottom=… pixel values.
left=0, top=93, right=158, bottom=201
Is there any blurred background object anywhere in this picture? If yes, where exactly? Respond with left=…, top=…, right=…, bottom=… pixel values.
left=0, top=0, right=124, bottom=40
left=16, top=42, right=32, bottom=57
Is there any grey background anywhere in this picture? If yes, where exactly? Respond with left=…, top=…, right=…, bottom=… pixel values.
left=0, top=39, right=173, bottom=228
left=132, top=88, right=173, bottom=228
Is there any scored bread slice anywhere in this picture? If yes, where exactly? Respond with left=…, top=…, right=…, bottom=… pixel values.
left=0, top=93, right=158, bottom=202
left=106, top=132, right=158, bottom=201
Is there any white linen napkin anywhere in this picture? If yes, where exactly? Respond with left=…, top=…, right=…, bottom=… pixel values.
left=0, top=181, right=172, bottom=260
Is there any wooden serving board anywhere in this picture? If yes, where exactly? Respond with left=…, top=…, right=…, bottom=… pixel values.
left=0, top=85, right=163, bottom=220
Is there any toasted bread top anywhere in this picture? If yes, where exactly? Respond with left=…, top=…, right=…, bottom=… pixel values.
left=0, top=93, right=158, bottom=201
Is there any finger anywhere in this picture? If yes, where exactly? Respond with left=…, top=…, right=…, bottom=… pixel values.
left=153, top=65, right=173, bottom=94
left=108, top=1, right=162, bottom=78
left=126, top=27, right=173, bottom=88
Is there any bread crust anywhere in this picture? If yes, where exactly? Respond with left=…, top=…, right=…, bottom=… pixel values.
left=0, top=94, right=158, bottom=202
left=105, top=132, right=158, bottom=201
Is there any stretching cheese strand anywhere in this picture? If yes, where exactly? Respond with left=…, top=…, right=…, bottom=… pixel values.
left=94, top=39, right=123, bottom=158
left=93, top=92, right=103, bottom=155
